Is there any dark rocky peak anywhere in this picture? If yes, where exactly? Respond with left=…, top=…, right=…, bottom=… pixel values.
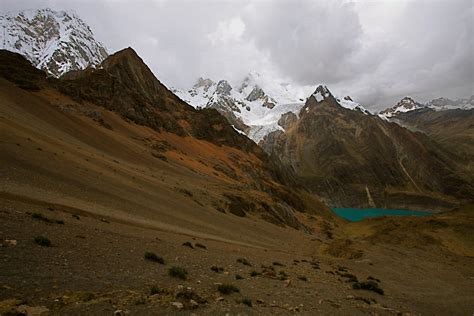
left=216, top=80, right=232, bottom=95
left=344, top=96, right=353, bottom=101
left=313, top=85, right=332, bottom=98
left=99, top=47, right=170, bottom=100
left=393, top=97, right=424, bottom=110
left=278, top=112, right=298, bottom=130
left=246, top=85, right=266, bottom=102
left=193, top=77, right=214, bottom=91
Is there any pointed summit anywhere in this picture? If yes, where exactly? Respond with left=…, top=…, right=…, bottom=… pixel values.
left=312, top=85, right=332, bottom=102
left=379, top=96, right=424, bottom=119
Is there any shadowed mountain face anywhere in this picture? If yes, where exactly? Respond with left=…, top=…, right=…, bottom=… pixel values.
left=392, top=108, right=474, bottom=184
left=0, top=48, right=333, bottom=231
left=261, top=89, right=474, bottom=211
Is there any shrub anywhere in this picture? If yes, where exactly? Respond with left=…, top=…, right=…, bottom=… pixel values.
left=352, top=281, right=384, bottom=295
left=168, top=266, right=188, bottom=280
left=340, top=273, right=358, bottom=283
left=150, top=285, right=160, bottom=295
left=279, top=271, right=288, bottom=280
left=32, top=213, right=64, bottom=224
left=34, top=236, right=51, bottom=247
left=235, top=274, right=244, bottom=280
left=272, top=261, right=284, bottom=266
left=144, top=252, right=165, bottom=264
left=77, top=291, right=95, bottom=302
left=31, top=212, right=51, bottom=223
left=298, top=275, right=308, bottom=281
left=250, top=271, right=261, bottom=277
left=236, top=258, right=251, bottom=266
left=241, top=298, right=252, bottom=307
left=217, top=284, right=239, bottom=295
left=211, top=266, right=224, bottom=273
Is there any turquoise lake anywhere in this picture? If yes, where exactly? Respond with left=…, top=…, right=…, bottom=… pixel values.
left=331, top=208, right=432, bottom=222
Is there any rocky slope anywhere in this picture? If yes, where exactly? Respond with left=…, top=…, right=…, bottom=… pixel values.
left=261, top=86, right=474, bottom=210
left=175, top=75, right=370, bottom=142
left=0, top=48, right=335, bottom=232
left=0, top=8, right=108, bottom=77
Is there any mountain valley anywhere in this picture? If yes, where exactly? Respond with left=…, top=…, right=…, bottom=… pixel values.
left=0, top=7, right=473, bottom=316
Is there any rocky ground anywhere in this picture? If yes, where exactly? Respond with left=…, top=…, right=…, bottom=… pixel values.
left=1, top=196, right=473, bottom=315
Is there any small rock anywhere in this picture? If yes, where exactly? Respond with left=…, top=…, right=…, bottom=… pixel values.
left=256, top=299, right=265, bottom=304
left=114, top=310, right=123, bottom=316
left=171, top=302, right=184, bottom=309
left=190, top=299, right=199, bottom=308
left=16, top=305, right=49, bottom=316
left=5, top=240, right=17, bottom=246
left=216, top=297, right=225, bottom=302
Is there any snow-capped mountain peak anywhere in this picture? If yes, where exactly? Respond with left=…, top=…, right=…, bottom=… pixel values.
left=379, top=96, right=424, bottom=119
left=312, top=85, right=331, bottom=102
left=427, top=96, right=474, bottom=111
left=0, top=8, right=108, bottom=77
left=176, top=79, right=372, bottom=142
left=309, top=85, right=371, bottom=114
left=379, top=95, right=474, bottom=119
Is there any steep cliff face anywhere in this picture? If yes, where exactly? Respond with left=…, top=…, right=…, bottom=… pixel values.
left=0, top=8, right=108, bottom=77
left=261, top=86, right=473, bottom=210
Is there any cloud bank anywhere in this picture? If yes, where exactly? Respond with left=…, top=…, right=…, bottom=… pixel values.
left=2, top=0, right=473, bottom=110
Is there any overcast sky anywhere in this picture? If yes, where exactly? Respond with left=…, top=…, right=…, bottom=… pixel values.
left=2, top=0, right=473, bottom=110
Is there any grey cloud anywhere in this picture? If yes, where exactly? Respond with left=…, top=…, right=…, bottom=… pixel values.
left=241, top=0, right=364, bottom=86
left=1, top=0, right=473, bottom=110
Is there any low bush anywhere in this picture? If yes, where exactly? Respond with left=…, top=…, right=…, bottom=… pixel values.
left=217, top=284, right=239, bottom=295
left=211, top=266, right=224, bottom=273
left=241, top=298, right=252, bottom=307
left=236, top=258, right=251, bottom=266
left=169, top=266, right=188, bottom=280
left=352, top=281, right=384, bottom=295
left=144, top=252, right=165, bottom=264
left=297, top=275, right=308, bottom=281
left=150, top=286, right=160, bottom=295
left=34, top=236, right=51, bottom=247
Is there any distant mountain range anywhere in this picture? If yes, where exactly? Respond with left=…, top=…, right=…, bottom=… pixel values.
left=379, top=95, right=474, bottom=119
left=174, top=75, right=369, bottom=142
left=1, top=8, right=472, bottom=211
left=0, top=8, right=108, bottom=77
